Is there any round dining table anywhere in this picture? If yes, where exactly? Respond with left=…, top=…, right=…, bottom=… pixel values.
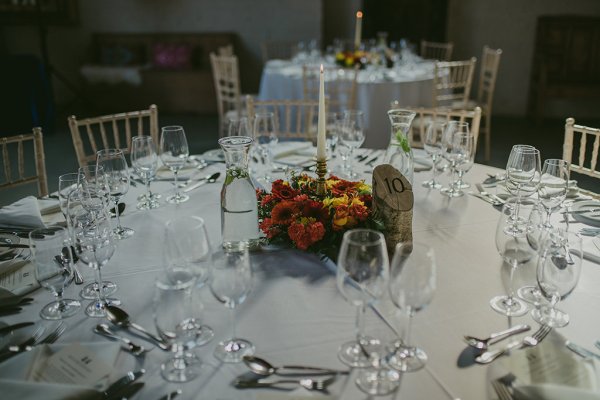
left=1, top=148, right=600, bottom=400
left=258, top=60, right=436, bottom=149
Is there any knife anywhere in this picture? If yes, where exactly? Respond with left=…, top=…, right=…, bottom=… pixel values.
left=469, top=192, right=501, bottom=206
left=566, top=341, right=600, bottom=360
left=156, top=389, right=182, bottom=400
left=0, top=321, right=34, bottom=336
left=183, top=172, right=220, bottom=193
left=0, top=243, right=30, bottom=249
left=105, top=381, right=145, bottom=400
left=104, top=370, right=145, bottom=398
left=562, top=208, right=600, bottom=215
left=0, top=296, right=33, bottom=307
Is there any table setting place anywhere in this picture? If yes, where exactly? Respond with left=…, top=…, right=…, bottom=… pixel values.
left=2, top=69, right=600, bottom=400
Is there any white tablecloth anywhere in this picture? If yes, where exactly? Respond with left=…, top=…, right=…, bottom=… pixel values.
left=258, top=61, right=435, bottom=149
left=2, top=150, right=600, bottom=400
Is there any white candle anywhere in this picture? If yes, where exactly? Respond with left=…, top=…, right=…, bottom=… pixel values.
left=316, top=64, right=326, bottom=162
left=354, top=11, right=363, bottom=50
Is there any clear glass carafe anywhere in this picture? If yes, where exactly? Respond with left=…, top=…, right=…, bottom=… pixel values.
left=383, top=109, right=416, bottom=184
left=219, top=136, right=260, bottom=251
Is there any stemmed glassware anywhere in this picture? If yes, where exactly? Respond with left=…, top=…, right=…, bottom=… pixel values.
left=154, top=275, right=201, bottom=382
left=452, top=130, right=476, bottom=191
left=160, top=125, right=190, bottom=204
left=336, top=229, right=388, bottom=368
left=58, top=173, right=80, bottom=218
left=253, top=112, right=278, bottom=182
left=532, top=229, right=582, bottom=327
left=490, top=198, right=538, bottom=317
left=422, top=121, right=444, bottom=189
left=538, top=159, right=569, bottom=228
left=131, top=136, right=160, bottom=210
left=338, top=110, right=365, bottom=179
left=30, top=227, right=81, bottom=320
left=97, top=148, right=134, bottom=239
left=387, top=241, right=436, bottom=372
left=209, top=248, right=254, bottom=362
left=325, top=112, right=340, bottom=161
left=440, top=122, right=471, bottom=197
left=505, top=145, right=541, bottom=201
left=165, top=215, right=214, bottom=345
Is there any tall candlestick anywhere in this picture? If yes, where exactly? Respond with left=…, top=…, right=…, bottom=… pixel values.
left=316, top=64, right=326, bottom=162
left=354, top=11, right=363, bottom=50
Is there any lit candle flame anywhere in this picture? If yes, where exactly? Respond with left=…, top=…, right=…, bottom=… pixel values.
left=356, top=11, right=363, bottom=18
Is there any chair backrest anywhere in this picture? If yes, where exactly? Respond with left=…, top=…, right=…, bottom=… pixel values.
left=301, top=64, right=358, bottom=113
left=432, top=58, right=477, bottom=108
left=0, top=127, right=48, bottom=197
left=421, top=40, right=454, bottom=61
left=391, top=104, right=482, bottom=149
left=68, top=105, right=159, bottom=168
left=563, top=117, right=600, bottom=180
left=477, top=46, right=502, bottom=111
left=260, top=40, right=296, bottom=63
left=246, top=96, right=321, bottom=141
left=210, top=52, right=243, bottom=138
left=218, top=44, right=234, bottom=56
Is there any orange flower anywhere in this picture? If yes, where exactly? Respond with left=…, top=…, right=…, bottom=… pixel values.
left=271, top=201, right=299, bottom=225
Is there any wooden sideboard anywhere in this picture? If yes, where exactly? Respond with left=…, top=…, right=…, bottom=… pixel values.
left=528, top=16, right=600, bottom=123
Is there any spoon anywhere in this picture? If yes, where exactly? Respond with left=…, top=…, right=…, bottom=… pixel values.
left=94, top=324, right=151, bottom=356
left=183, top=172, right=221, bottom=193
left=59, top=246, right=83, bottom=285
left=243, top=355, right=348, bottom=377
left=463, top=324, right=530, bottom=350
left=105, top=305, right=171, bottom=350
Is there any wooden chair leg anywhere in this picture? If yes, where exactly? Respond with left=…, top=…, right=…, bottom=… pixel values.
left=485, top=114, right=491, bottom=162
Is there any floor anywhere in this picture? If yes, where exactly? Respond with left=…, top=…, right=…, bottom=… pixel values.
left=1, top=112, right=598, bottom=205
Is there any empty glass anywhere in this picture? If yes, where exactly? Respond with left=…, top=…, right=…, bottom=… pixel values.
left=538, top=159, right=569, bottom=228
left=160, top=126, right=190, bottom=204
left=387, top=241, right=436, bottom=372
left=336, top=229, right=388, bottom=368
left=253, top=112, right=278, bottom=182
left=325, top=112, right=340, bottom=160
left=338, top=110, right=365, bottom=179
left=532, top=229, right=582, bottom=327
left=58, top=173, right=80, bottom=218
left=30, top=227, right=80, bottom=320
left=209, top=248, right=254, bottom=362
left=505, top=145, right=541, bottom=200
left=452, top=130, right=475, bottom=192
left=440, top=122, right=470, bottom=197
left=131, top=136, right=160, bottom=210
left=154, top=275, right=201, bottom=382
left=422, top=121, right=444, bottom=189
left=97, top=148, right=134, bottom=239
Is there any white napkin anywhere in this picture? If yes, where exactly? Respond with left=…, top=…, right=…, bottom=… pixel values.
left=515, top=383, right=600, bottom=400
left=0, top=342, right=122, bottom=400
left=37, top=198, right=61, bottom=216
left=273, top=141, right=314, bottom=159
left=412, top=149, right=433, bottom=168
left=578, top=236, right=600, bottom=264
left=0, top=196, right=45, bottom=229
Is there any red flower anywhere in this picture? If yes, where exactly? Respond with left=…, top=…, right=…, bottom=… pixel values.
left=287, top=221, right=325, bottom=250
left=349, top=203, right=369, bottom=221
left=259, top=218, right=281, bottom=239
left=293, top=194, right=308, bottom=202
left=271, top=180, right=300, bottom=200
left=271, top=201, right=299, bottom=225
left=301, top=200, right=328, bottom=221
left=331, top=179, right=358, bottom=196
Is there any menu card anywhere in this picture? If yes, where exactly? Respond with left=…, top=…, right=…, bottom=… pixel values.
left=0, top=262, right=39, bottom=295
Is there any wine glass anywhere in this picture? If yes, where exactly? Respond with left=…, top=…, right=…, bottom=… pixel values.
left=338, top=110, right=365, bottom=179
left=505, top=145, right=541, bottom=200
left=165, top=216, right=214, bottom=346
left=96, top=148, right=134, bottom=239
left=440, top=122, right=470, bottom=197
left=209, top=248, right=254, bottom=363
left=387, top=240, right=436, bottom=372
left=452, top=130, right=475, bottom=193
left=336, top=229, right=388, bottom=368
left=517, top=202, right=549, bottom=305
left=58, top=172, right=80, bottom=218
left=490, top=198, right=538, bottom=317
left=131, top=136, right=160, bottom=210
left=532, top=228, right=582, bottom=327
left=422, top=121, right=444, bottom=189
left=29, top=227, right=81, bottom=320
left=538, top=159, right=569, bottom=228
left=154, top=275, right=201, bottom=382
left=326, top=112, right=340, bottom=161
left=160, top=126, right=190, bottom=204
left=253, top=112, right=278, bottom=182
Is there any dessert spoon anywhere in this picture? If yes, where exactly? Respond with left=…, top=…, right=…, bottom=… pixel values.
left=243, top=355, right=347, bottom=376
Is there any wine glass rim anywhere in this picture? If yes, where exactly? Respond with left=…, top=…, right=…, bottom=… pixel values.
left=342, top=229, right=385, bottom=245
left=343, top=109, right=364, bottom=116
left=543, top=158, right=569, bottom=166
left=255, top=112, right=275, bottom=117
left=155, top=275, right=196, bottom=291
left=161, top=125, right=184, bottom=132
left=218, top=136, right=253, bottom=146
left=97, top=148, right=124, bottom=156
left=59, top=172, right=80, bottom=181
left=132, top=135, right=154, bottom=142
left=387, top=109, right=415, bottom=116
left=165, top=215, right=206, bottom=230
left=511, top=144, right=539, bottom=153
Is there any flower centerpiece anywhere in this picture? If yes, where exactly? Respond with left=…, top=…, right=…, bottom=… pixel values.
left=257, top=174, right=383, bottom=258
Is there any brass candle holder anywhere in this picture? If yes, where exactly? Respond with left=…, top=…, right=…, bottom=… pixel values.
left=315, top=158, right=328, bottom=196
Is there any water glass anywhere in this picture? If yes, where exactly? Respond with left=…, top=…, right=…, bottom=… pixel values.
left=30, top=227, right=80, bottom=320
left=440, top=122, right=470, bottom=197
left=538, top=159, right=569, bottom=228
left=131, top=135, right=160, bottom=210
left=452, top=131, right=475, bottom=191
left=58, top=173, right=80, bottom=218
left=338, top=110, right=365, bottom=179
left=505, top=145, right=541, bottom=200
left=253, top=112, right=278, bottom=182
left=422, top=121, right=444, bottom=189
left=160, top=126, right=190, bottom=204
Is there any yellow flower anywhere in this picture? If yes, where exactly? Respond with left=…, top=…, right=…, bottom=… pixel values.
left=356, top=182, right=371, bottom=192
left=331, top=194, right=350, bottom=207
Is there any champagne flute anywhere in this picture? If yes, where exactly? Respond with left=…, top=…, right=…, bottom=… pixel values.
left=452, top=130, right=475, bottom=193
left=336, top=229, right=388, bottom=368
left=440, top=122, right=469, bottom=197
left=58, top=172, right=80, bottom=218
left=338, top=110, right=365, bottom=179
left=131, top=136, right=160, bottom=210
left=253, top=112, right=278, bottom=182
left=209, top=248, right=254, bottom=363
left=160, top=126, right=190, bottom=204
left=387, top=241, right=436, bottom=372
left=538, top=159, right=569, bottom=228
left=154, top=275, right=201, bottom=382
left=96, top=148, right=134, bottom=239
left=490, top=198, right=537, bottom=317
left=422, top=122, right=444, bottom=189
left=30, top=227, right=81, bottom=320
left=532, top=229, right=582, bottom=327
left=165, top=215, right=214, bottom=346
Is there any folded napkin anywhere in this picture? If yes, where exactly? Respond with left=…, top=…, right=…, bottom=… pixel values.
left=0, top=197, right=45, bottom=229
left=576, top=236, right=600, bottom=265
left=0, top=342, right=122, bottom=400
left=412, top=149, right=433, bottom=168
left=37, top=198, right=61, bottom=216
left=273, top=141, right=313, bottom=159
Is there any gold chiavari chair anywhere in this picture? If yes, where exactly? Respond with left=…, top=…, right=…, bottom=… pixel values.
left=421, top=40, right=454, bottom=61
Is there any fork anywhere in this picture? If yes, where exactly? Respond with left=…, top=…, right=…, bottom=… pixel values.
left=475, top=325, right=552, bottom=364
left=491, top=380, right=514, bottom=400
left=38, top=322, right=66, bottom=345
left=476, top=183, right=505, bottom=204
left=0, top=325, right=45, bottom=362
left=235, top=375, right=336, bottom=391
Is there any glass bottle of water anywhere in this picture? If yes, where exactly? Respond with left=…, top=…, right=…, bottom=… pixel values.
left=218, top=136, right=260, bottom=251
left=383, top=109, right=416, bottom=184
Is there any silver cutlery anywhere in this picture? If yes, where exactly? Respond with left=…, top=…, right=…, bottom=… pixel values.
left=0, top=243, right=29, bottom=249
left=469, top=192, right=502, bottom=206
left=562, top=208, right=600, bottom=215
left=243, top=355, right=348, bottom=377
left=94, top=324, right=151, bottom=356
left=566, top=341, right=600, bottom=360
left=183, top=172, right=220, bottom=193
left=476, top=183, right=505, bottom=204
left=0, top=325, right=44, bottom=362
left=475, top=325, right=552, bottom=364
left=104, top=369, right=145, bottom=398
left=491, top=379, right=514, bottom=400
left=464, top=324, right=530, bottom=350
left=0, top=321, right=34, bottom=335
left=579, top=228, right=600, bottom=236
left=365, top=151, right=382, bottom=166
left=105, top=305, right=171, bottom=350
left=106, top=381, right=145, bottom=400
left=156, top=389, right=182, bottom=400
left=235, top=375, right=336, bottom=391
left=37, top=322, right=65, bottom=345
